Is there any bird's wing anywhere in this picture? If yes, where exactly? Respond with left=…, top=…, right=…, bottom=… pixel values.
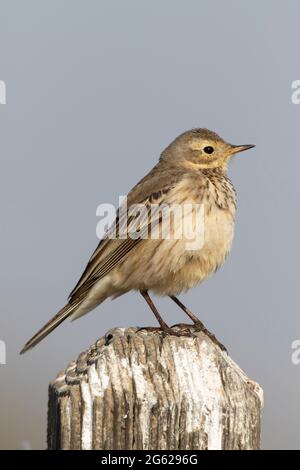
left=20, top=165, right=185, bottom=354
left=68, top=164, right=183, bottom=302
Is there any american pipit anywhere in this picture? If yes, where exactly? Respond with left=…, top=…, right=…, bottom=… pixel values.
left=21, top=129, right=255, bottom=354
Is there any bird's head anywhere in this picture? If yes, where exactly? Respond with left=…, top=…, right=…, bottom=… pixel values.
left=160, top=128, right=255, bottom=171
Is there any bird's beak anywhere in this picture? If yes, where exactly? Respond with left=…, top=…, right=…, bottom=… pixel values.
left=229, top=144, right=256, bottom=155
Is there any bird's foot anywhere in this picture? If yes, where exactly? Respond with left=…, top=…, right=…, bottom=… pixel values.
left=171, top=321, right=227, bottom=352
left=137, top=326, right=162, bottom=333
left=171, top=322, right=193, bottom=329
left=165, top=326, right=194, bottom=338
left=137, top=325, right=194, bottom=338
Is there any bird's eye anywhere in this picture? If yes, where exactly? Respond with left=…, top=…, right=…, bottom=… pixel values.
left=203, top=146, right=214, bottom=154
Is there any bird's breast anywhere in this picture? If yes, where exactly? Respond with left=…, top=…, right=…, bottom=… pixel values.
left=149, top=177, right=236, bottom=295
left=114, top=173, right=237, bottom=296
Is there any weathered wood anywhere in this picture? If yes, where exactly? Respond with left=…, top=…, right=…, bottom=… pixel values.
left=48, top=326, right=263, bottom=450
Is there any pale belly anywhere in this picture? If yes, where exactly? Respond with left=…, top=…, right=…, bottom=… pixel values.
left=115, top=205, right=235, bottom=296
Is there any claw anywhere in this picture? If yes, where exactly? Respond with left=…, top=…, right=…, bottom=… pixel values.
left=170, top=322, right=227, bottom=352
left=137, top=325, right=194, bottom=338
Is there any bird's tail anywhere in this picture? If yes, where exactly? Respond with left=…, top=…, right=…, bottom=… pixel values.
left=20, top=303, right=80, bottom=354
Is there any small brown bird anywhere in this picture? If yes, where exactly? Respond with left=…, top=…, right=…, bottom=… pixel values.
left=21, top=128, right=255, bottom=354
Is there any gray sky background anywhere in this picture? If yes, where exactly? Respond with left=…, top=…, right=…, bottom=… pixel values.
left=0, top=0, right=300, bottom=450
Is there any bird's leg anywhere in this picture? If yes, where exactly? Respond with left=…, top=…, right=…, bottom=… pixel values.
left=139, top=290, right=192, bottom=337
left=170, top=295, right=203, bottom=325
left=169, top=295, right=227, bottom=351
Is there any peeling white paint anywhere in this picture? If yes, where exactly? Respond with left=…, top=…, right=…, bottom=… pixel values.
left=80, top=381, right=93, bottom=450
left=168, top=338, right=225, bottom=448
left=131, top=355, right=157, bottom=448
left=51, top=328, right=263, bottom=450
left=93, top=360, right=110, bottom=396
left=120, top=357, right=131, bottom=372
left=131, top=358, right=157, bottom=407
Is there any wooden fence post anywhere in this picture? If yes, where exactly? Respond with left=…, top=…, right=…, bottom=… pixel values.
left=48, top=326, right=263, bottom=450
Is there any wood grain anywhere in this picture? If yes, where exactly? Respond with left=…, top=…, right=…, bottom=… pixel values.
left=48, top=326, right=263, bottom=450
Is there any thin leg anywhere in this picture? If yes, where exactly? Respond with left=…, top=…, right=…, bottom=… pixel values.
left=141, top=290, right=169, bottom=330
left=139, top=291, right=192, bottom=337
left=170, top=295, right=204, bottom=325
left=169, top=295, right=227, bottom=352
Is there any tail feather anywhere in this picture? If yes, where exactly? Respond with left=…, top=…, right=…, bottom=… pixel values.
left=20, top=303, right=79, bottom=354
